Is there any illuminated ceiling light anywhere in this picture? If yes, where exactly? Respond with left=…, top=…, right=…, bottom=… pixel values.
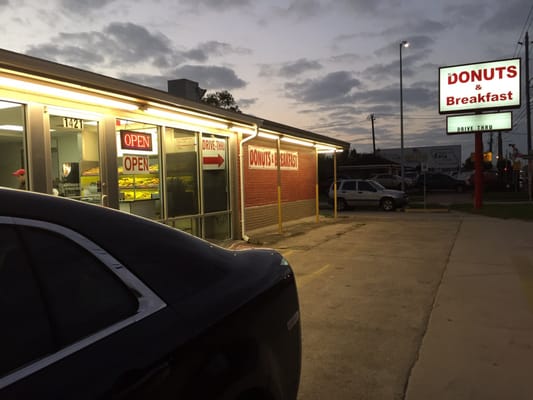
left=0, top=76, right=139, bottom=111
left=281, top=136, right=314, bottom=147
left=231, top=126, right=256, bottom=135
left=147, top=102, right=231, bottom=127
left=145, top=107, right=228, bottom=130
left=0, top=100, right=21, bottom=110
left=315, top=144, right=336, bottom=150
left=46, top=106, right=103, bottom=121
left=258, top=132, right=279, bottom=140
left=315, top=145, right=342, bottom=153
left=0, top=124, right=23, bottom=131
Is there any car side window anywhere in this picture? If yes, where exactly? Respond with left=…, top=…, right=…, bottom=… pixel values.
left=0, top=225, right=55, bottom=377
left=357, top=181, right=374, bottom=192
left=343, top=181, right=357, bottom=191
left=20, top=226, right=139, bottom=347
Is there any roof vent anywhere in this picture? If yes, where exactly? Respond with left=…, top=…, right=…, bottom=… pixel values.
left=167, top=79, right=206, bottom=102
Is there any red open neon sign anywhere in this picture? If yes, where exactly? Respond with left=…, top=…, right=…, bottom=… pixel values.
left=120, top=130, right=153, bottom=151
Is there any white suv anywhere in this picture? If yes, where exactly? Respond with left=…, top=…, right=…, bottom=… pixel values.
left=328, top=179, right=408, bottom=211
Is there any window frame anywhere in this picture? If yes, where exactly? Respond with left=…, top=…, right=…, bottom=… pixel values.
left=0, top=216, right=166, bottom=389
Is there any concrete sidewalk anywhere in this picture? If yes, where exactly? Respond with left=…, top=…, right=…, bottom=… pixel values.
left=405, top=214, right=533, bottom=400
left=233, top=212, right=533, bottom=399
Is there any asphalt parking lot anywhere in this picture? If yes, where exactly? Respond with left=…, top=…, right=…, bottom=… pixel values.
left=239, top=209, right=533, bottom=400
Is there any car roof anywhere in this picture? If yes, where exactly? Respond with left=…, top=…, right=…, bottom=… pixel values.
left=0, top=188, right=281, bottom=306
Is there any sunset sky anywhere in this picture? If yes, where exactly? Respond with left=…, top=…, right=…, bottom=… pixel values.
left=1, top=0, right=532, bottom=161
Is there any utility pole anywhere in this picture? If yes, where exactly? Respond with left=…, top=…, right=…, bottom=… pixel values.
left=526, top=32, right=531, bottom=153
left=524, top=32, right=532, bottom=200
left=518, top=32, right=532, bottom=200
left=369, top=114, right=376, bottom=155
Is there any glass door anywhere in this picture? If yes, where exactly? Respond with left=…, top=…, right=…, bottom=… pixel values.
left=49, top=114, right=101, bottom=203
left=0, top=101, right=27, bottom=190
left=201, top=134, right=230, bottom=239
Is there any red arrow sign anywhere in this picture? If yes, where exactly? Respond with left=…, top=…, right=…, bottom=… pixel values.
left=203, top=154, right=224, bottom=167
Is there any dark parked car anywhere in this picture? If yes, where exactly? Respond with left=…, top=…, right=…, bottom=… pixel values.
left=416, top=172, right=467, bottom=192
left=0, top=188, right=301, bottom=399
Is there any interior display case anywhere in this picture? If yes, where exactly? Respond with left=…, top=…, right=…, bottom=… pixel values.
left=79, top=161, right=101, bottom=203
left=118, top=164, right=160, bottom=201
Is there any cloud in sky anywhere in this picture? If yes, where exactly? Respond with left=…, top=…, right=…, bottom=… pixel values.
left=3, top=0, right=533, bottom=158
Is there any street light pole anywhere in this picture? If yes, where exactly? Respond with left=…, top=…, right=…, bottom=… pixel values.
left=400, top=40, right=409, bottom=192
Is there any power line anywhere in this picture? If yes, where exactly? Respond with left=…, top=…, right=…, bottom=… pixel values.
left=514, top=4, right=533, bottom=57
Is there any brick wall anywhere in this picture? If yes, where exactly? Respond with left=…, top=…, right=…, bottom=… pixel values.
left=244, top=199, right=316, bottom=232
left=243, top=140, right=316, bottom=206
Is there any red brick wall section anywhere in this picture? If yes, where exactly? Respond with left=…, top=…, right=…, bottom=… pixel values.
left=243, top=140, right=316, bottom=207
left=245, top=199, right=316, bottom=232
left=281, top=144, right=315, bottom=202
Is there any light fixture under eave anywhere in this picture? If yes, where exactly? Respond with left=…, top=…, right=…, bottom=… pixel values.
left=317, top=148, right=341, bottom=154
left=0, top=76, right=139, bottom=111
left=281, top=136, right=314, bottom=147
left=231, top=126, right=257, bottom=135
left=258, top=132, right=279, bottom=140
left=0, top=124, right=23, bottom=131
left=316, top=145, right=341, bottom=154
left=145, top=107, right=229, bottom=130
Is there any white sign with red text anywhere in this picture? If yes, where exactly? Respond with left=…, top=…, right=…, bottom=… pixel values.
left=248, top=145, right=299, bottom=170
left=123, top=154, right=150, bottom=174
left=439, top=58, right=521, bottom=114
left=202, top=137, right=226, bottom=170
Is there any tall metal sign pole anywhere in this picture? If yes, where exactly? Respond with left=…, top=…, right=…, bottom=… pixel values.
left=474, top=132, right=483, bottom=208
left=525, top=32, right=532, bottom=201
left=526, top=32, right=531, bottom=153
left=399, top=41, right=409, bottom=192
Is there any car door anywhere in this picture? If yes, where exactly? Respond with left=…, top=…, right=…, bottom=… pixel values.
left=337, top=180, right=358, bottom=206
left=356, top=180, right=380, bottom=206
left=0, top=218, right=178, bottom=399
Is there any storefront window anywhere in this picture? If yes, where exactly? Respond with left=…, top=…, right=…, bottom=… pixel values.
left=0, top=101, right=27, bottom=190
left=165, top=128, right=199, bottom=218
left=49, top=114, right=101, bottom=203
left=201, top=134, right=230, bottom=239
left=116, top=119, right=161, bottom=220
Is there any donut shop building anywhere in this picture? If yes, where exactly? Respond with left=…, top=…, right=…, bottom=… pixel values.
left=0, top=49, right=348, bottom=241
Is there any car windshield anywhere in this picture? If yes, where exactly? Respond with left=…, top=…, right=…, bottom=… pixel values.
left=368, top=180, right=385, bottom=190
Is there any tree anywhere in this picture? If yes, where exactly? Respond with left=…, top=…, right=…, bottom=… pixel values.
left=201, top=90, right=241, bottom=112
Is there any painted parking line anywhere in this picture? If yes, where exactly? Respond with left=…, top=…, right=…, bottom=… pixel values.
left=283, top=250, right=294, bottom=257
left=513, top=255, right=533, bottom=311
left=297, top=263, right=333, bottom=288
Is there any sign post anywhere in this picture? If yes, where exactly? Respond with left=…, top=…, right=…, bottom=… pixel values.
left=474, top=133, right=483, bottom=209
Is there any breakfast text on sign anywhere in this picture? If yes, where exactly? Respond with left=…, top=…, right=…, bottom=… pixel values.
left=248, top=146, right=298, bottom=170
left=446, top=92, right=513, bottom=106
